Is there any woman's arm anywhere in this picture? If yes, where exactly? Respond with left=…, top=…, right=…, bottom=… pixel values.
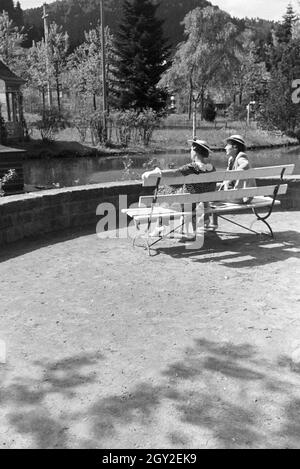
left=142, top=167, right=185, bottom=180
left=235, top=156, right=249, bottom=170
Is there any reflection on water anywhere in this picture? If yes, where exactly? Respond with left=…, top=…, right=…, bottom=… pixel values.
left=23, top=145, right=300, bottom=190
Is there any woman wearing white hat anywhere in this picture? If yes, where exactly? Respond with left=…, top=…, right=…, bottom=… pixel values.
left=211, top=134, right=256, bottom=228
left=142, top=138, right=216, bottom=237
left=221, top=134, right=256, bottom=192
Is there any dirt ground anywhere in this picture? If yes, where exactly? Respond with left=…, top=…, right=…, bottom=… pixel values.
left=0, top=210, right=300, bottom=449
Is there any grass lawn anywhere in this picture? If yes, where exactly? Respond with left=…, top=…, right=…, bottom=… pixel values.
left=151, top=118, right=298, bottom=150
left=14, top=114, right=298, bottom=159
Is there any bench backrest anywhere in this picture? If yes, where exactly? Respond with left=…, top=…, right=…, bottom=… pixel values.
left=140, top=164, right=294, bottom=208
left=142, top=164, right=295, bottom=187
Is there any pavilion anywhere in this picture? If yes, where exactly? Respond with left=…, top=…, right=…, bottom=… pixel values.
left=0, top=59, right=26, bottom=141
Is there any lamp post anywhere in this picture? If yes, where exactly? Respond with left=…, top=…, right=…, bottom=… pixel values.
left=192, top=92, right=198, bottom=138
left=246, top=100, right=256, bottom=126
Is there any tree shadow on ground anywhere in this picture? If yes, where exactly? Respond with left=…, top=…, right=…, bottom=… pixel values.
left=84, top=338, right=300, bottom=449
left=2, top=352, right=104, bottom=448
left=0, top=225, right=95, bottom=263
left=156, top=230, right=300, bottom=268
left=3, top=339, right=300, bottom=448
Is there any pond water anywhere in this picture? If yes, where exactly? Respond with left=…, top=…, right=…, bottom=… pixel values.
left=23, top=145, right=300, bottom=191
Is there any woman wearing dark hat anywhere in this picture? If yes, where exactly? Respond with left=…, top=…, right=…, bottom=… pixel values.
left=142, top=138, right=216, bottom=237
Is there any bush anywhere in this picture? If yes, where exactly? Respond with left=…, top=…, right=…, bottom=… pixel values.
left=33, top=108, right=67, bottom=143
left=285, top=128, right=300, bottom=142
left=112, top=109, right=161, bottom=147
left=227, top=103, right=247, bottom=121
left=90, top=109, right=107, bottom=146
left=203, top=98, right=217, bottom=122
left=121, top=155, right=140, bottom=180
left=0, top=169, right=16, bottom=196
left=113, top=110, right=137, bottom=147
left=136, top=109, right=161, bottom=146
left=73, top=112, right=90, bottom=143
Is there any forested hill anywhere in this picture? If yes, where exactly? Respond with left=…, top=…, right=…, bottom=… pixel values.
left=22, top=0, right=275, bottom=51
left=22, top=0, right=223, bottom=50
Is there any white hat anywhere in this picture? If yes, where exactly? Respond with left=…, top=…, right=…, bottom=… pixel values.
left=187, top=138, right=211, bottom=153
left=226, top=135, right=245, bottom=146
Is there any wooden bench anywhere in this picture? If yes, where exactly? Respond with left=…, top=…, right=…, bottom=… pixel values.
left=122, top=164, right=295, bottom=255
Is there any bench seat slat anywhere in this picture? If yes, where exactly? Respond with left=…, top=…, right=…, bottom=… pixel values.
left=122, top=206, right=191, bottom=221
left=139, top=184, right=288, bottom=207
left=122, top=196, right=280, bottom=221
left=207, top=197, right=280, bottom=214
left=142, top=164, right=295, bottom=187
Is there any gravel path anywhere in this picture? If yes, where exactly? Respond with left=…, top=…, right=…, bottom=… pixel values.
left=0, top=211, right=300, bottom=449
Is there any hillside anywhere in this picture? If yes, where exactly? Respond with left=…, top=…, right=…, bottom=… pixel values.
left=21, top=0, right=276, bottom=52
left=22, top=0, right=218, bottom=50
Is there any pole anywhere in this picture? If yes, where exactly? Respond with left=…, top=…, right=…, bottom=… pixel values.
left=192, top=100, right=197, bottom=138
left=100, top=0, right=107, bottom=142
left=42, top=3, right=52, bottom=109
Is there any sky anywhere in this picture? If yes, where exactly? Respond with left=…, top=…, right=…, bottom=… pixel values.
left=17, top=0, right=299, bottom=22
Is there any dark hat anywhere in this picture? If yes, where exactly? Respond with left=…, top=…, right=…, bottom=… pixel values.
left=187, top=138, right=211, bottom=153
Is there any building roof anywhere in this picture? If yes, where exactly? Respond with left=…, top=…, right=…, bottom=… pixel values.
left=0, top=60, right=25, bottom=85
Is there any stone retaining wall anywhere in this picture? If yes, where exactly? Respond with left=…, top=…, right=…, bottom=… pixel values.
left=0, top=181, right=152, bottom=247
left=0, top=179, right=299, bottom=248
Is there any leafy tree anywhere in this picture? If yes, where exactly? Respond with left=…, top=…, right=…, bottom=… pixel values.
left=230, top=31, right=269, bottom=109
left=257, top=39, right=300, bottom=133
left=257, top=5, right=300, bottom=134
left=24, top=21, right=69, bottom=112
left=113, top=0, right=170, bottom=113
left=67, top=24, right=114, bottom=110
left=242, top=17, right=275, bottom=69
left=161, top=6, right=240, bottom=120
left=0, top=0, right=15, bottom=18
left=0, top=10, right=25, bottom=67
left=47, top=22, right=69, bottom=112
left=26, top=40, right=49, bottom=110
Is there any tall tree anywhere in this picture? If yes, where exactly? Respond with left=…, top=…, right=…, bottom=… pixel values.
left=0, top=0, right=15, bottom=17
left=13, top=2, right=24, bottom=28
left=47, top=22, right=69, bottom=112
left=258, top=4, right=300, bottom=133
left=160, top=6, right=240, bottom=119
left=275, top=3, right=297, bottom=44
left=26, top=40, right=49, bottom=110
left=113, top=0, right=170, bottom=113
left=230, top=30, right=269, bottom=107
left=0, top=0, right=24, bottom=28
left=67, top=25, right=114, bottom=111
left=0, top=10, right=25, bottom=67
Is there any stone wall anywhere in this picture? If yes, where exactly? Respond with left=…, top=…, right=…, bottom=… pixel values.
left=0, top=181, right=152, bottom=247
left=0, top=179, right=299, bottom=248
